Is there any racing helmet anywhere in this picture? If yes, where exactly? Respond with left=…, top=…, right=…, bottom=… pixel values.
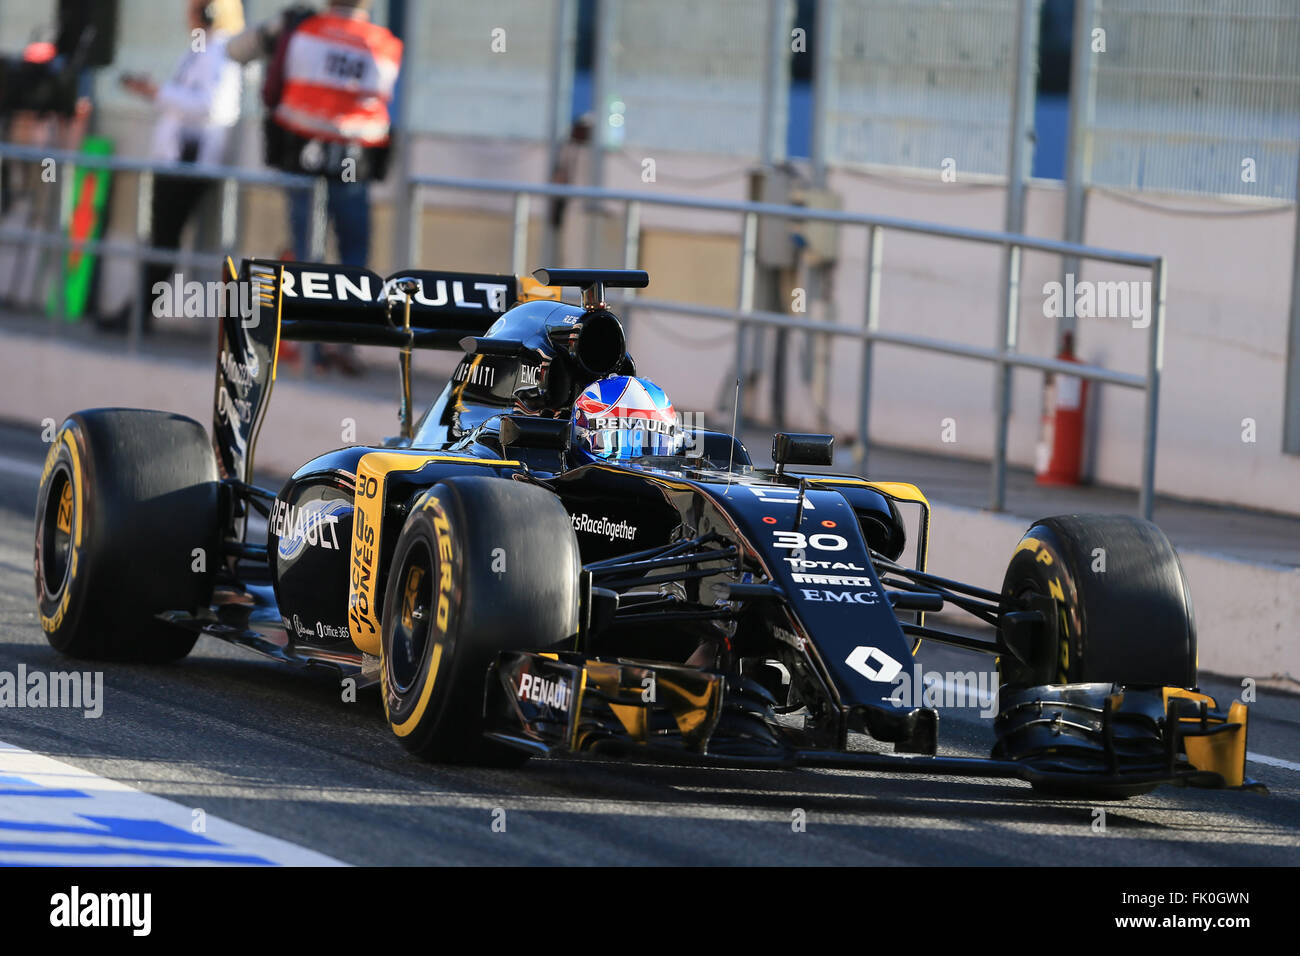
left=573, top=375, right=680, bottom=460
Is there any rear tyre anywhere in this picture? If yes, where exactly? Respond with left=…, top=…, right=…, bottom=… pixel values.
left=34, top=409, right=219, bottom=662
left=380, top=476, right=582, bottom=764
left=997, top=514, right=1197, bottom=690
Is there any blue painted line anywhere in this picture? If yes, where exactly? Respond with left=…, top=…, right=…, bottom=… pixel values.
left=0, top=815, right=222, bottom=846
left=0, top=788, right=87, bottom=798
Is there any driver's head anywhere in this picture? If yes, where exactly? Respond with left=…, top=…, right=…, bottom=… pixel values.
left=574, top=375, right=679, bottom=460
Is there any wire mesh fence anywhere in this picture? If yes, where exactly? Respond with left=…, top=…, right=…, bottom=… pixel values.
left=401, top=0, right=573, bottom=141
left=825, top=0, right=1024, bottom=176
left=602, top=0, right=789, bottom=157
left=1088, top=0, right=1300, bottom=200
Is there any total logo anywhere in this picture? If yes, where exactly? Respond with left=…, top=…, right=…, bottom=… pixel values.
left=785, top=559, right=866, bottom=570
left=517, top=672, right=572, bottom=711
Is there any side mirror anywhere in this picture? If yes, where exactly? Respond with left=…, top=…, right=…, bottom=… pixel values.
left=772, top=432, right=833, bottom=476
left=500, top=415, right=572, bottom=452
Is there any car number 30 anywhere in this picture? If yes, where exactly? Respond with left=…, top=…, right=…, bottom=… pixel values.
left=772, top=531, right=847, bottom=551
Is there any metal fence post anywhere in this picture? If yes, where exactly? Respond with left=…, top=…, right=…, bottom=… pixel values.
left=541, top=0, right=575, bottom=270
left=1284, top=152, right=1300, bottom=455
left=996, top=0, right=1038, bottom=370
left=309, top=178, right=328, bottom=261
left=738, top=211, right=758, bottom=314
left=617, top=199, right=641, bottom=331
left=511, top=192, right=530, bottom=275
left=1060, top=0, right=1098, bottom=342
left=622, top=200, right=641, bottom=272
left=990, top=243, right=1022, bottom=511
left=808, top=0, right=840, bottom=435
left=132, top=169, right=154, bottom=351
left=586, top=0, right=618, bottom=267
left=1139, top=257, right=1167, bottom=520
left=408, top=184, right=423, bottom=267
left=810, top=0, right=838, bottom=187
left=219, top=176, right=238, bottom=254
left=389, top=0, right=421, bottom=270
left=856, top=225, right=883, bottom=475
left=734, top=211, right=759, bottom=423
left=759, top=0, right=792, bottom=166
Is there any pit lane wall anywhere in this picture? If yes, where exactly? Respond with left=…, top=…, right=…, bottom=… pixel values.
left=1, top=328, right=1295, bottom=685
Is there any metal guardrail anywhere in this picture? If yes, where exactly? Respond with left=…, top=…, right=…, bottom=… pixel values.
left=0, top=143, right=326, bottom=347
left=0, top=141, right=1166, bottom=518
left=408, top=174, right=1167, bottom=519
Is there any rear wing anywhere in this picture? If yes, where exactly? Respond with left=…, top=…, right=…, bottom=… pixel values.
left=244, top=258, right=524, bottom=349
left=212, top=257, right=559, bottom=491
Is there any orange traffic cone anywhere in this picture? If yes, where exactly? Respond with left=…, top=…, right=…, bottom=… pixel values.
left=1036, top=331, right=1087, bottom=486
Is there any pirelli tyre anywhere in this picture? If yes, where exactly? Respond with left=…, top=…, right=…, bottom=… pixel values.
left=34, top=409, right=219, bottom=662
left=379, top=475, right=582, bottom=764
left=997, top=514, right=1197, bottom=690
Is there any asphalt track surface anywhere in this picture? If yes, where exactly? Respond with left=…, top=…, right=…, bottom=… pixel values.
left=0, top=423, right=1297, bottom=865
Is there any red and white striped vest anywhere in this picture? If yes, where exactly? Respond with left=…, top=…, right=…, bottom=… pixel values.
left=273, top=13, right=402, bottom=147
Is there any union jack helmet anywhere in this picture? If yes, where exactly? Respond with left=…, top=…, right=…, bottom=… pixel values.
left=573, top=375, right=679, bottom=460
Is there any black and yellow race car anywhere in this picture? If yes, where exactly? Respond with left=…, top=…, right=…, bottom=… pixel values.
left=32, top=259, right=1260, bottom=797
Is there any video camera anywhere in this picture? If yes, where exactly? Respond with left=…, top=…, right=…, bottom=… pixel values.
left=0, top=51, right=82, bottom=118
left=0, top=0, right=117, bottom=118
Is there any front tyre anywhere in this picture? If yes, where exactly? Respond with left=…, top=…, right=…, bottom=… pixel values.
left=997, top=513, right=1197, bottom=689
left=380, top=476, right=582, bottom=764
left=34, top=409, right=219, bottom=662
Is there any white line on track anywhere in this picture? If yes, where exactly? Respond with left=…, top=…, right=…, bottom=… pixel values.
left=1247, top=752, right=1300, bottom=773
left=0, top=742, right=344, bottom=866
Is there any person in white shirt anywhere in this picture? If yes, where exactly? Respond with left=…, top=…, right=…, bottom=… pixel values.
left=101, top=0, right=244, bottom=332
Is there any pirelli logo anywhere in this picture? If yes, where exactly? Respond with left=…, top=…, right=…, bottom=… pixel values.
left=428, top=498, right=453, bottom=633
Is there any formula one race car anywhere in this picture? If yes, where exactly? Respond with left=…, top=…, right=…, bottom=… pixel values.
left=33, top=258, right=1260, bottom=797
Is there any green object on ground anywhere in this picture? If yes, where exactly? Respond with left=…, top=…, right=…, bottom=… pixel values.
left=48, top=135, right=115, bottom=321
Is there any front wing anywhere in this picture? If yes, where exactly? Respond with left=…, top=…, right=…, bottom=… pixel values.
left=484, top=651, right=1264, bottom=798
